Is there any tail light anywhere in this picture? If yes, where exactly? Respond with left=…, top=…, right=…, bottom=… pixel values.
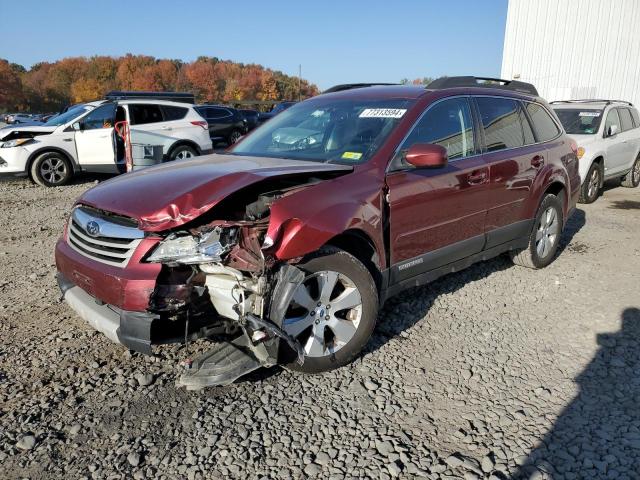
left=191, top=121, right=208, bottom=130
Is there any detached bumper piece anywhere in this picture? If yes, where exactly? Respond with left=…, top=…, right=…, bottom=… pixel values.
left=57, top=273, right=159, bottom=354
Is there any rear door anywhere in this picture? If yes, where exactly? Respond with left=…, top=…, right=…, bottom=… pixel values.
left=126, top=103, right=173, bottom=152
left=206, top=107, right=234, bottom=140
left=386, top=96, right=489, bottom=284
left=74, top=103, right=117, bottom=169
left=617, top=107, right=638, bottom=171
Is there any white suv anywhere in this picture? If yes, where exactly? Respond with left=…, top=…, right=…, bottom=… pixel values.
left=0, top=96, right=213, bottom=187
left=552, top=100, right=640, bottom=203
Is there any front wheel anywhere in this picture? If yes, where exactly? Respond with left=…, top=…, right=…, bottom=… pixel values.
left=621, top=155, right=640, bottom=188
left=30, top=152, right=73, bottom=187
left=579, top=162, right=602, bottom=204
left=510, top=193, right=563, bottom=269
left=280, top=246, right=378, bottom=373
left=169, top=145, right=198, bottom=161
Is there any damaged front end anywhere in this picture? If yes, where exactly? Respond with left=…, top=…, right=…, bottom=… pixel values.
left=145, top=187, right=311, bottom=390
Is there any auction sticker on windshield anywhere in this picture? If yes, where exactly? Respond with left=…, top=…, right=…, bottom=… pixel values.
left=579, top=111, right=601, bottom=117
left=359, top=108, right=407, bottom=118
left=341, top=152, right=363, bottom=160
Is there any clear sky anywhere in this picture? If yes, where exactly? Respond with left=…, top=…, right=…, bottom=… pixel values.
left=0, top=0, right=508, bottom=90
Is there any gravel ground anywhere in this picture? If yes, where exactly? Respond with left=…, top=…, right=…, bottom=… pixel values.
left=0, top=175, right=639, bottom=480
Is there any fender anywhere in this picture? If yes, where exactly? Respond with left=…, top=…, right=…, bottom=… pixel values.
left=265, top=170, right=387, bottom=269
left=527, top=163, right=569, bottom=219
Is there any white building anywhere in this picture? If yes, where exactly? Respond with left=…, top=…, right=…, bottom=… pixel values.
left=501, top=0, right=640, bottom=106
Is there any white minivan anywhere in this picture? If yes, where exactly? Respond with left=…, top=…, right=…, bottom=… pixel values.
left=552, top=99, right=640, bottom=203
left=0, top=93, right=213, bottom=186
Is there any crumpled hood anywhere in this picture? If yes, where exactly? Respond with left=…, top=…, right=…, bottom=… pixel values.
left=78, top=153, right=352, bottom=231
left=0, top=125, right=56, bottom=140
left=565, top=133, right=599, bottom=148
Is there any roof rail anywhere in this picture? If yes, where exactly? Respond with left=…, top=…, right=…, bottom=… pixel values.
left=426, top=76, right=539, bottom=96
left=323, top=83, right=398, bottom=93
left=104, top=91, right=195, bottom=104
left=550, top=99, right=633, bottom=107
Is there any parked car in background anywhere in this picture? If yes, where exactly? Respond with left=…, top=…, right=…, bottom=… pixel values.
left=0, top=92, right=212, bottom=186
left=257, top=101, right=296, bottom=125
left=55, top=77, right=579, bottom=389
left=7, top=114, right=35, bottom=124
left=552, top=100, right=640, bottom=203
left=240, top=109, right=260, bottom=131
left=195, top=105, right=248, bottom=145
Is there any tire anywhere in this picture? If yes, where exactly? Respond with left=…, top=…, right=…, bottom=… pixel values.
left=621, top=155, right=640, bottom=188
left=280, top=246, right=378, bottom=373
left=510, top=193, right=563, bottom=269
left=228, top=130, right=242, bottom=145
left=169, top=145, right=198, bottom=161
left=30, top=152, right=73, bottom=187
left=579, top=161, right=603, bottom=204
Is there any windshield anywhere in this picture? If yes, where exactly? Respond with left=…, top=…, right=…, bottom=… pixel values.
left=230, top=98, right=415, bottom=164
left=553, top=108, right=603, bottom=134
left=44, top=105, right=93, bottom=127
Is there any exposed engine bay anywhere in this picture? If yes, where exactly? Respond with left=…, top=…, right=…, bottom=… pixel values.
left=143, top=174, right=341, bottom=389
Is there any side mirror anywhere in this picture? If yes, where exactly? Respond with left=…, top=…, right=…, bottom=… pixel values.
left=405, top=143, right=448, bottom=168
left=72, top=122, right=82, bottom=131
left=608, top=124, right=619, bottom=137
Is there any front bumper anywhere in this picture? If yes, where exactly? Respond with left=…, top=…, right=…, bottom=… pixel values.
left=57, top=272, right=159, bottom=354
left=0, top=147, right=30, bottom=174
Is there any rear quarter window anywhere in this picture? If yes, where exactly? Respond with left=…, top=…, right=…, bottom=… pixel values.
left=162, top=106, right=188, bottom=121
left=526, top=103, right=561, bottom=142
left=630, top=108, right=640, bottom=128
left=618, top=108, right=634, bottom=131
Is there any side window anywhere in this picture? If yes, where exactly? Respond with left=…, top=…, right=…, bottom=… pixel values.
left=525, top=102, right=560, bottom=142
left=476, top=97, right=525, bottom=151
left=208, top=107, right=231, bottom=119
left=162, top=106, right=188, bottom=121
left=630, top=108, right=640, bottom=128
left=129, top=104, right=164, bottom=125
left=618, top=108, right=634, bottom=131
left=604, top=108, right=621, bottom=135
left=81, top=104, right=116, bottom=130
left=399, top=97, right=475, bottom=161
left=519, top=105, right=535, bottom=144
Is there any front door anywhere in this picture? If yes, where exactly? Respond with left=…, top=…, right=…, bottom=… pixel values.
left=386, top=96, right=489, bottom=284
left=74, top=103, right=117, bottom=168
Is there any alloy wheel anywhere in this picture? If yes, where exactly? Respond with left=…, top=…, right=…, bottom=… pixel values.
left=230, top=131, right=241, bottom=144
left=283, top=270, right=362, bottom=358
left=587, top=168, right=600, bottom=200
left=535, top=206, right=559, bottom=258
left=633, top=159, right=640, bottom=185
left=174, top=149, right=194, bottom=160
left=40, top=157, right=67, bottom=184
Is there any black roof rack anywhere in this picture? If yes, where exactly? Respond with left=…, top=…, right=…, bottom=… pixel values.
left=550, top=99, right=633, bottom=107
left=323, top=83, right=398, bottom=93
left=426, top=76, right=539, bottom=96
left=105, top=91, right=195, bottom=104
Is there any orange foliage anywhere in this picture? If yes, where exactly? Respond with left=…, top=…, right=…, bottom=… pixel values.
left=1, top=54, right=319, bottom=112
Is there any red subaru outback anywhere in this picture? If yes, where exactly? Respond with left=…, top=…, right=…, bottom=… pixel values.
left=55, top=77, right=580, bottom=388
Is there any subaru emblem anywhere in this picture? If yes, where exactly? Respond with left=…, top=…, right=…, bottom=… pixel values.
left=86, top=221, right=100, bottom=237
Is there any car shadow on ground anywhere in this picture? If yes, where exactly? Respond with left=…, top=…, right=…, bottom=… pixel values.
left=510, top=307, right=640, bottom=479
left=365, top=208, right=586, bottom=356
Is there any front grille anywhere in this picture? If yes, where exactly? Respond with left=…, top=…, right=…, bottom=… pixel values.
left=67, top=207, right=144, bottom=268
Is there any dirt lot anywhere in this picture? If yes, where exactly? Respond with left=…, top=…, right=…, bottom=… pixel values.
left=0, top=174, right=639, bottom=480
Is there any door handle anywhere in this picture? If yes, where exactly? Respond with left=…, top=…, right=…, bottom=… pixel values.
left=467, top=170, right=487, bottom=185
left=531, top=155, right=545, bottom=168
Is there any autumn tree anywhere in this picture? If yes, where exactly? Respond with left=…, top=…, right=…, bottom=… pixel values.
left=0, top=60, right=25, bottom=110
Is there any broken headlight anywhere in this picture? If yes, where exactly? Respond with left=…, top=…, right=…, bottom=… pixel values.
left=1, top=138, right=34, bottom=148
left=147, top=228, right=232, bottom=264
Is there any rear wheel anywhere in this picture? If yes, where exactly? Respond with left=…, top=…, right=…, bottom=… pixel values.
left=579, top=161, right=602, bottom=204
left=281, top=247, right=378, bottom=373
left=228, top=129, right=242, bottom=145
left=169, top=145, right=198, bottom=161
left=621, top=155, right=640, bottom=188
left=30, top=152, right=73, bottom=187
left=510, top=193, right=563, bottom=269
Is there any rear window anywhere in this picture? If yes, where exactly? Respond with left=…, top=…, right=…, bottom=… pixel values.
left=618, top=108, right=634, bottom=131
left=526, top=103, right=560, bottom=141
left=553, top=108, right=603, bottom=135
left=129, top=104, right=163, bottom=125
left=162, top=105, right=188, bottom=121
left=476, top=97, right=527, bottom=151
